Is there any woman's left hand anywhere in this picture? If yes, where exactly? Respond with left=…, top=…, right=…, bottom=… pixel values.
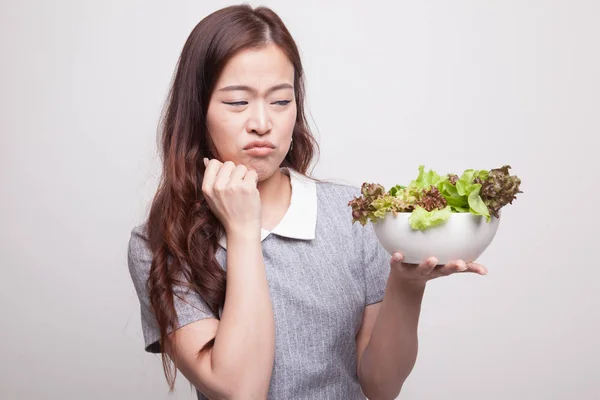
left=389, top=252, right=488, bottom=286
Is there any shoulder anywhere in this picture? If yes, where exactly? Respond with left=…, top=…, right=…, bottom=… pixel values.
left=128, top=223, right=150, bottom=255
left=129, top=222, right=149, bottom=242
left=315, top=180, right=361, bottom=208
left=314, top=180, right=368, bottom=238
left=314, top=180, right=363, bottom=229
left=315, top=179, right=384, bottom=249
left=127, top=222, right=152, bottom=279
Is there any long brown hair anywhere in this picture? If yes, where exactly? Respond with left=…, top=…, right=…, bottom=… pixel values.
left=145, top=4, right=320, bottom=390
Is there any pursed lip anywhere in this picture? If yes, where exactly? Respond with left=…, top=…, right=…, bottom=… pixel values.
left=243, top=140, right=276, bottom=150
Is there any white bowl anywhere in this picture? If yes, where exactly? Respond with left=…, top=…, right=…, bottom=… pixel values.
left=372, top=211, right=501, bottom=265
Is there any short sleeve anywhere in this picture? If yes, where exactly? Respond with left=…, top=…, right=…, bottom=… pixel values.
left=127, top=224, right=216, bottom=353
left=361, top=221, right=392, bottom=305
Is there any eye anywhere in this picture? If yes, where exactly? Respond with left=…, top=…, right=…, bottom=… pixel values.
left=223, top=101, right=248, bottom=106
left=272, top=100, right=292, bottom=106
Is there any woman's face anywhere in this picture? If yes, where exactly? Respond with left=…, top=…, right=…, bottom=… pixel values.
left=206, top=44, right=297, bottom=180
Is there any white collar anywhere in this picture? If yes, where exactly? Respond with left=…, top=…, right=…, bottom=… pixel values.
left=217, top=167, right=317, bottom=249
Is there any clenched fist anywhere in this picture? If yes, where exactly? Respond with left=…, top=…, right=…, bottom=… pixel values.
left=202, top=158, right=262, bottom=234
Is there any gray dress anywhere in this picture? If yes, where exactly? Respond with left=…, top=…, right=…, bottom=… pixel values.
left=128, top=172, right=391, bottom=399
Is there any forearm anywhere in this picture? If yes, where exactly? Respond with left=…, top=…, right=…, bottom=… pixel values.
left=358, top=273, right=426, bottom=400
left=212, top=228, right=275, bottom=395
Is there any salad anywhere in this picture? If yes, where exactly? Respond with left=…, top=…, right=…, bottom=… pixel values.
left=349, top=165, right=522, bottom=230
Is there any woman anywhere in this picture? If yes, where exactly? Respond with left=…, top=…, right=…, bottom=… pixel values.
left=127, top=4, right=487, bottom=400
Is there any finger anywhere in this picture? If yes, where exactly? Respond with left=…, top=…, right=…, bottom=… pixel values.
left=466, top=262, right=488, bottom=275
left=243, top=169, right=259, bottom=185
left=391, top=252, right=423, bottom=268
left=229, top=164, right=248, bottom=183
left=437, top=260, right=468, bottom=276
left=417, top=257, right=438, bottom=275
left=202, top=158, right=223, bottom=194
left=214, top=161, right=236, bottom=190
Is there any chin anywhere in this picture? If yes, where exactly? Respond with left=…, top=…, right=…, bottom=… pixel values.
left=254, top=165, right=276, bottom=182
left=244, top=159, right=282, bottom=182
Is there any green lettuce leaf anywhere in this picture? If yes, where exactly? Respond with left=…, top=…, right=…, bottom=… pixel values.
left=409, top=165, right=445, bottom=190
left=408, top=205, right=453, bottom=230
left=371, top=196, right=397, bottom=219
left=440, top=169, right=490, bottom=218
left=437, top=180, right=464, bottom=208
left=388, top=184, right=406, bottom=197
left=467, top=185, right=491, bottom=221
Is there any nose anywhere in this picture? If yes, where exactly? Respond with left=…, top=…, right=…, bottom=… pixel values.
left=246, top=101, right=272, bottom=135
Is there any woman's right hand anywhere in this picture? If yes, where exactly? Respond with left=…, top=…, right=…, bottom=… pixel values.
left=202, top=158, right=262, bottom=234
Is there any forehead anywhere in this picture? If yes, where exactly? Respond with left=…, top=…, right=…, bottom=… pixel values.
left=217, top=44, right=295, bottom=87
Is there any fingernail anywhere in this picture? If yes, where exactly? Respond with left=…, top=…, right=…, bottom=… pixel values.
left=203, top=157, right=208, bottom=167
left=458, top=261, right=468, bottom=271
left=393, top=253, right=403, bottom=262
left=429, top=258, right=438, bottom=266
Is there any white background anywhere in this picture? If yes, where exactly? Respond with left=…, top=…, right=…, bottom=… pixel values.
left=2, top=0, right=599, bottom=399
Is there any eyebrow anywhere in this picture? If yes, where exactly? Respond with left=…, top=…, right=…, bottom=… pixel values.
left=217, top=83, right=294, bottom=95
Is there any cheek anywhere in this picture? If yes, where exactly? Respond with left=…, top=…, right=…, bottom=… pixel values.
left=280, top=107, right=297, bottom=132
left=206, top=107, right=242, bottom=153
